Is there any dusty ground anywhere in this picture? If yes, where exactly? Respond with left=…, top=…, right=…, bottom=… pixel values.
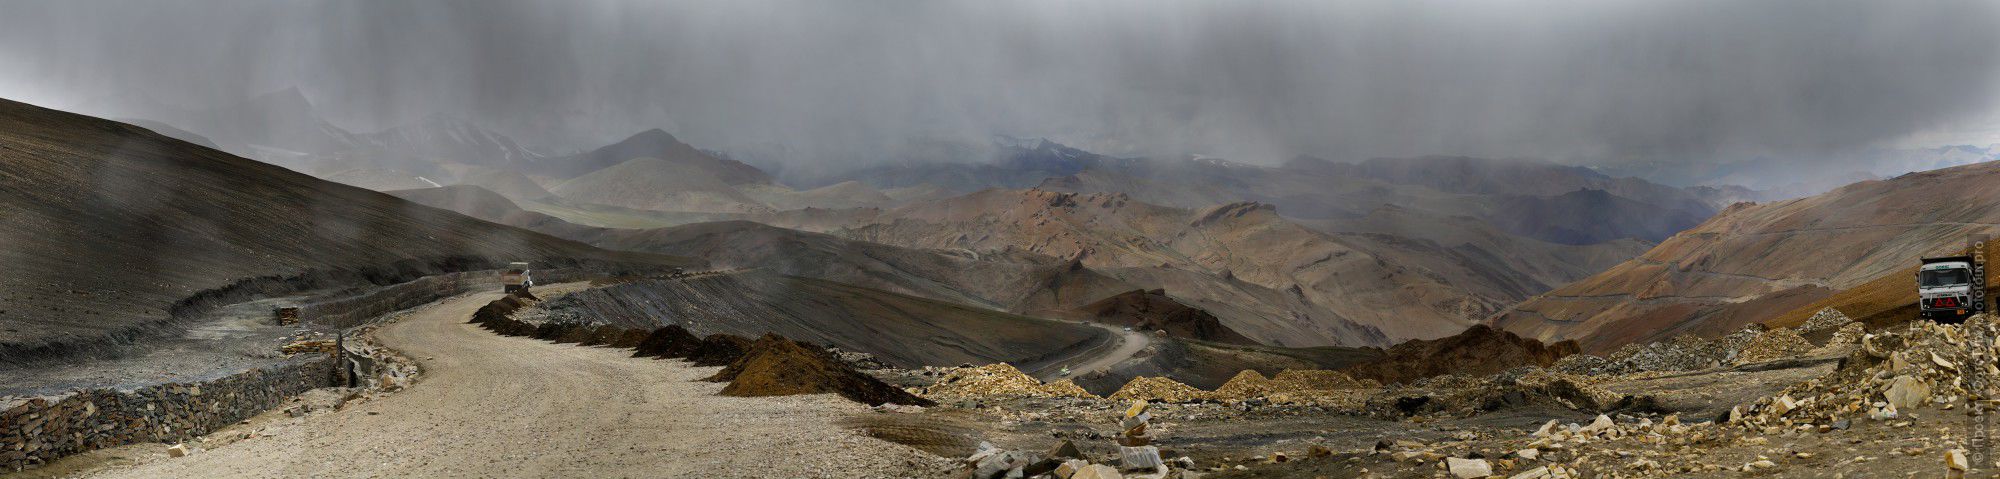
left=56, top=289, right=950, bottom=479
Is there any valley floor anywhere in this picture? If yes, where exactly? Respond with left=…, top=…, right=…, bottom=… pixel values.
left=57, top=290, right=948, bottom=479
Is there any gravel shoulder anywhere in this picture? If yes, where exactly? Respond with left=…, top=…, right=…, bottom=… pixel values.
left=74, top=289, right=945, bottom=479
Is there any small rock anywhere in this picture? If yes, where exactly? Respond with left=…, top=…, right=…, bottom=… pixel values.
left=1948, top=449, right=1969, bottom=471
left=1531, top=419, right=1558, bottom=437
left=1580, top=414, right=1614, bottom=434
left=166, top=444, right=188, bottom=458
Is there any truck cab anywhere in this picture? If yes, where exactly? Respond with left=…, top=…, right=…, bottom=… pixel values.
left=1919, top=256, right=1974, bottom=322
left=502, top=262, right=533, bottom=293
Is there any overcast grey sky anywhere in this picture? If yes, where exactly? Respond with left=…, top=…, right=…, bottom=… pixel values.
left=2, top=0, right=1998, bottom=166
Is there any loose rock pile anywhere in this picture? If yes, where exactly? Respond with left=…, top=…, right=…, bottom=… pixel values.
left=1554, top=310, right=1859, bottom=376
left=1732, top=327, right=1814, bottom=364
left=1732, top=315, right=2000, bottom=434
left=1107, top=377, right=1207, bottom=403
left=953, top=400, right=1201, bottom=479
left=918, top=364, right=1101, bottom=400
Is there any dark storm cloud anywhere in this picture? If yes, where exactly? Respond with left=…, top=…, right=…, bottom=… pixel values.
left=1, top=0, right=1997, bottom=165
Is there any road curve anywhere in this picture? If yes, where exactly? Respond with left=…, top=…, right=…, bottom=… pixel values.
left=1033, top=323, right=1151, bottom=381
left=85, top=290, right=940, bottom=479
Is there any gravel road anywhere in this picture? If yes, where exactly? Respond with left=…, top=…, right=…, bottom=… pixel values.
left=1031, top=323, right=1150, bottom=382
left=82, top=290, right=946, bottom=479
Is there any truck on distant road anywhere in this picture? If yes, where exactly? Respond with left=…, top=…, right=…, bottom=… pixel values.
left=1919, top=256, right=1975, bottom=322
left=502, top=262, right=533, bottom=293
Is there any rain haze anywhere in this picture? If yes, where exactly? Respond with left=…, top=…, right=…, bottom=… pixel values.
left=18, top=3, right=2000, bottom=477
left=2, top=0, right=2000, bottom=176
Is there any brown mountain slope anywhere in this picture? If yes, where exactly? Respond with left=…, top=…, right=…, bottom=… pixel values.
left=0, top=98, right=688, bottom=363
left=1491, top=161, right=2000, bottom=352
left=757, top=189, right=1509, bottom=345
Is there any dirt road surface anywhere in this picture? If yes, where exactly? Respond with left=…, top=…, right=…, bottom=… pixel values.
left=81, top=291, right=944, bottom=479
left=1033, top=323, right=1150, bottom=381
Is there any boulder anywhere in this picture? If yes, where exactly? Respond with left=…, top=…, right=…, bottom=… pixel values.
left=1446, top=457, right=1493, bottom=478
left=1118, top=446, right=1162, bottom=470
left=1054, top=460, right=1088, bottom=479
left=1072, top=464, right=1123, bottom=479
left=1885, top=375, right=1931, bottom=410
left=1047, top=440, right=1083, bottom=460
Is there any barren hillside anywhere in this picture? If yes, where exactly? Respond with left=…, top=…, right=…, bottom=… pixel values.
left=0, top=98, right=688, bottom=363
left=1492, top=161, right=2000, bottom=351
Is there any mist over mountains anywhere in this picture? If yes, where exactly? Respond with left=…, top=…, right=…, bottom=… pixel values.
left=4, top=0, right=1999, bottom=183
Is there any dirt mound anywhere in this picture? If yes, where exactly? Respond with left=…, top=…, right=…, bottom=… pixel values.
left=1106, top=376, right=1206, bottom=403
left=1203, top=369, right=1379, bottom=406
left=606, top=328, right=650, bottom=349
left=1209, top=370, right=1276, bottom=399
left=917, top=363, right=1099, bottom=400
left=688, top=334, right=753, bottom=367
left=1271, top=369, right=1372, bottom=391
left=1344, top=325, right=1579, bottom=384
left=631, top=325, right=703, bottom=358
left=1797, top=308, right=1855, bottom=336
left=712, top=334, right=933, bottom=406
left=1074, top=289, right=1254, bottom=344
left=1733, top=327, right=1814, bottom=364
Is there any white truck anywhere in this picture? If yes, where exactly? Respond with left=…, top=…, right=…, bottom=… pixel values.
left=1919, top=255, right=1975, bottom=322
left=501, top=262, right=533, bottom=294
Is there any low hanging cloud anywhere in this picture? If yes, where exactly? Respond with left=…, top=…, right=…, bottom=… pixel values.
left=1, top=0, right=1997, bottom=166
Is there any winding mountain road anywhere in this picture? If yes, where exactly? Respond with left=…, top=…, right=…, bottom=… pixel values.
left=1031, top=322, right=1151, bottom=381
left=84, top=289, right=940, bottom=479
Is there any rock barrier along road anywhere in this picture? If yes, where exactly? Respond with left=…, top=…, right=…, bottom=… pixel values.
left=83, top=289, right=939, bottom=479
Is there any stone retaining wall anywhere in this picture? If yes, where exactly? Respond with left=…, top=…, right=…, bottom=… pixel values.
left=0, top=356, right=338, bottom=471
